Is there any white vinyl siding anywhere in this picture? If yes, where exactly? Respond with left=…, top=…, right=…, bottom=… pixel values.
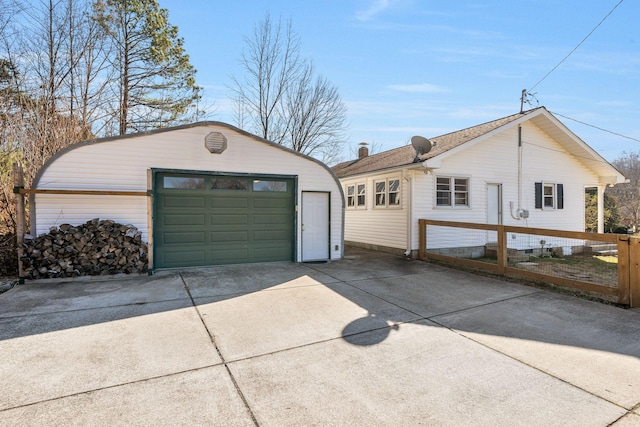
left=411, top=123, right=599, bottom=250
left=342, top=173, right=406, bottom=250
left=32, top=124, right=344, bottom=262
left=342, top=121, right=606, bottom=253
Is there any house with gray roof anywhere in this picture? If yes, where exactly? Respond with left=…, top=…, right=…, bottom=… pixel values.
left=332, top=107, right=625, bottom=257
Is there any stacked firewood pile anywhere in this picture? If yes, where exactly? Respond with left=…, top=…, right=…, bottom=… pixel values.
left=0, top=234, right=17, bottom=277
left=21, top=219, right=148, bottom=279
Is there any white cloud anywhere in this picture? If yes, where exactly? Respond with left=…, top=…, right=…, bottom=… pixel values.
left=356, top=0, right=392, bottom=21
left=386, top=83, right=449, bottom=93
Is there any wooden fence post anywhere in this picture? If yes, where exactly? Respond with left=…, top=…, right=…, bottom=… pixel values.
left=617, top=235, right=630, bottom=306
left=418, top=219, right=426, bottom=260
left=496, top=225, right=507, bottom=276
left=629, top=236, right=640, bottom=308
left=13, top=162, right=25, bottom=280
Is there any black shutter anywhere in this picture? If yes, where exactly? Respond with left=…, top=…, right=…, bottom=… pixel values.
left=535, top=182, right=542, bottom=209
left=557, top=184, right=563, bottom=209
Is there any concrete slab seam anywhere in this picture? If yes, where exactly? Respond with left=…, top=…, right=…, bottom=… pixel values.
left=187, top=282, right=328, bottom=301
left=300, top=272, right=632, bottom=415
left=607, top=405, right=640, bottom=426
left=178, top=272, right=259, bottom=427
left=0, top=297, right=193, bottom=320
left=426, top=315, right=632, bottom=413
left=424, top=290, right=543, bottom=320
left=221, top=322, right=408, bottom=365
left=0, top=364, right=224, bottom=414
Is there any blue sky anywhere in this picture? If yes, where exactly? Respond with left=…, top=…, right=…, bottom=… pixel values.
left=159, top=0, right=639, bottom=163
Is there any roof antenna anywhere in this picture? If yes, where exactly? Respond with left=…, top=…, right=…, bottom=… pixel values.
left=520, top=89, right=539, bottom=113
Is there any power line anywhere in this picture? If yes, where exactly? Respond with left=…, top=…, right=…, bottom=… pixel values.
left=549, top=110, right=640, bottom=144
left=529, top=0, right=625, bottom=92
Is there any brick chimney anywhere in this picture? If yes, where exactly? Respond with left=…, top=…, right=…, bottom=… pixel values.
left=358, top=142, right=369, bottom=159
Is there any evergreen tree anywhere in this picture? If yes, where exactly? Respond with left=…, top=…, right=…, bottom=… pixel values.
left=94, top=0, right=201, bottom=134
left=585, top=189, right=621, bottom=233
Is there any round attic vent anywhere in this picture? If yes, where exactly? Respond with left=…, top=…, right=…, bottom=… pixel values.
left=204, top=132, right=227, bottom=154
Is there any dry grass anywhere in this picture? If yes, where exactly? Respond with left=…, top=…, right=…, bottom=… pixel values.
left=510, top=253, right=618, bottom=288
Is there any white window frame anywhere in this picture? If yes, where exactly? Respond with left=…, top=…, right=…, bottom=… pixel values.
left=346, top=184, right=355, bottom=208
left=435, top=176, right=470, bottom=208
left=346, top=183, right=367, bottom=209
left=543, top=182, right=556, bottom=210
left=356, top=183, right=366, bottom=208
left=373, top=177, right=401, bottom=208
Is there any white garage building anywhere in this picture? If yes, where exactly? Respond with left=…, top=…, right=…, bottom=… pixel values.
left=29, top=122, right=344, bottom=269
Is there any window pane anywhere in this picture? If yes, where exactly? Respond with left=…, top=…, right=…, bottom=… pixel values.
left=347, top=185, right=355, bottom=207
left=388, top=179, right=400, bottom=205
left=375, top=182, right=386, bottom=206
left=357, top=184, right=366, bottom=206
left=543, top=184, right=555, bottom=208
left=253, top=180, right=287, bottom=192
left=454, top=178, right=468, bottom=206
left=211, top=177, right=248, bottom=190
left=163, top=176, right=205, bottom=189
left=436, top=177, right=450, bottom=191
left=454, top=193, right=468, bottom=205
left=454, top=178, right=468, bottom=192
left=436, top=192, right=451, bottom=206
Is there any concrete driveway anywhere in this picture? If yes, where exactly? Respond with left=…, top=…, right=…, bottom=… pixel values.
left=1, top=248, right=639, bottom=426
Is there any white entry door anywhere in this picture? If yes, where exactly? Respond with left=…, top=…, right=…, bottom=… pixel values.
left=302, top=192, right=330, bottom=261
left=487, top=184, right=503, bottom=225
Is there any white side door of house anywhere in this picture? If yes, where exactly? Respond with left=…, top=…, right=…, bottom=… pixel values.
left=487, top=184, right=503, bottom=225
left=301, top=191, right=330, bottom=261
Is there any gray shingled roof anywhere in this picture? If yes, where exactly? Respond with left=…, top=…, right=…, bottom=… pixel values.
left=332, top=107, right=542, bottom=178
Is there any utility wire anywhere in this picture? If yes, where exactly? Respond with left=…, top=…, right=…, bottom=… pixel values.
left=550, top=111, right=640, bottom=144
left=529, top=0, right=624, bottom=92
left=524, top=1, right=637, bottom=147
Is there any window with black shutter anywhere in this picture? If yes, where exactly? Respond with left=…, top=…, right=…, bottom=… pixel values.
left=535, top=182, right=563, bottom=210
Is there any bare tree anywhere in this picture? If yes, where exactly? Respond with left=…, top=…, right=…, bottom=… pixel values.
left=0, top=0, right=104, bottom=233
left=608, top=151, right=640, bottom=231
left=12, top=0, right=93, bottom=179
left=283, top=62, right=347, bottom=164
left=231, top=13, right=301, bottom=144
left=231, top=13, right=347, bottom=164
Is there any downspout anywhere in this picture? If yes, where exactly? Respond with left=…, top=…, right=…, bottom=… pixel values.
left=510, top=125, right=526, bottom=220
left=403, top=170, right=412, bottom=257
left=518, top=125, right=522, bottom=213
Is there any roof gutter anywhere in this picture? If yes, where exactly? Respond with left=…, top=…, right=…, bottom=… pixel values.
left=337, top=163, right=424, bottom=180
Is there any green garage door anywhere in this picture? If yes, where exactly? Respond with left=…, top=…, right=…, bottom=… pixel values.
left=154, top=172, right=295, bottom=268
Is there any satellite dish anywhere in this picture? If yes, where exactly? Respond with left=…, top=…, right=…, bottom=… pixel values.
left=411, top=135, right=433, bottom=160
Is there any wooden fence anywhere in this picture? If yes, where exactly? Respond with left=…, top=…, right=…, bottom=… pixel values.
left=418, top=219, right=640, bottom=308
